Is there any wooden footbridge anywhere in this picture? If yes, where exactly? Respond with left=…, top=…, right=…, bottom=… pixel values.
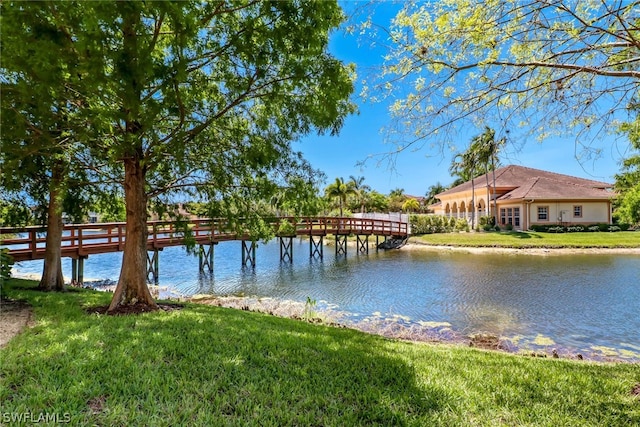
left=1, top=217, right=408, bottom=284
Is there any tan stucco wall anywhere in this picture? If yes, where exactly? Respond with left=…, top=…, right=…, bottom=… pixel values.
left=436, top=191, right=494, bottom=217
left=528, top=201, right=611, bottom=225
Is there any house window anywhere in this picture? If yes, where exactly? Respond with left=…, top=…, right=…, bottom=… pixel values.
left=538, top=206, right=549, bottom=221
left=500, top=207, right=521, bottom=227
left=573, top=205, right=582, bottom=218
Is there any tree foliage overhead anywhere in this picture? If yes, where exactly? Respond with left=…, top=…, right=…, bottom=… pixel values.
left=0, top=0, right=95, bottom=225
left=614, top=114, right=640, bottom=224
left=377, top=0, right=639, bottom=155
left=2, top=0, right=355, bottom=310
left=81, top=0, right=355, bottom=205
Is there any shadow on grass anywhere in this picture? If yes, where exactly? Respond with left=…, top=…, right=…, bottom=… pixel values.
left=1, top=281, right=451, bottom=425
left=4, top=280, right=640, bottom=426
left=501, top=231, right=542, bottom=239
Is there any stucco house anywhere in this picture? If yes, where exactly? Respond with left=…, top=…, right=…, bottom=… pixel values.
left=432, top=165, right=614, bottom=230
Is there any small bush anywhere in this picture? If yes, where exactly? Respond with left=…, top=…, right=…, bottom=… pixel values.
left=588, top=225, right=600, bottom=232
left=0, top=249, right=14, bottom=297
left=479, top=216, right=496, bottom=227
left=1, top=249, right=13, bottom=281
left=504, top=223, right=513, bottom=231
left=454, top=218, right=469, bottom=231
left=547, top=226, right=565, bottom=233
left=447, top=216, right=457, bottom=229
left=410, top=214, right=466, bottom=234
left=607, top=225, right=621, bottom=232
left=566, top=226, right=584, bottom=232
left=276, top=219, right=296, bottom=236
left=482, top=224, right=493, bottom=232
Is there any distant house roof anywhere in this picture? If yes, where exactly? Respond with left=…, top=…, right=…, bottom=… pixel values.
left=404, top=194, right=426, bottom=202
left=437, top=165, right=612, bottom=201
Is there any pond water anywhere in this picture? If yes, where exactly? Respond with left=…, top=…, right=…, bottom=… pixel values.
left=12, top=239, right=640, bottom=360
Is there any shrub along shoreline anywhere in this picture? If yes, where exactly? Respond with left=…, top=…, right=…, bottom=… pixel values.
left=1, top=279, right=639, bottom=426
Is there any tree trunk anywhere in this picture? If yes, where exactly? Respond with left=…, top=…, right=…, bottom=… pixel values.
left=39, top=165, right=65, bottom=291
left=108, top=8, right=157, bottom=313
left=491, top=157, right=498, bottom=226
left=108, top=158, right=158, bottom=311
left=470, top=176, right=476, bottom=230
left=484, top=167, right=491, bottom=218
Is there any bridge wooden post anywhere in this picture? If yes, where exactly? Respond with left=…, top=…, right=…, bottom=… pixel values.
left=29, top=230, right=37, bottom=258
left=241, top=240, right=256, bottom=268
left=71, top=256, right=87, bottom=286
left=199, top=243, right=216, bottom=273
left=78, top=257, right=85, bottom=285
left=279, top=237, right=294, bottom=263
left=357, top=235, right=369, bottom=254
left=147, top=249, right=160, bottom=284
left=335, top=234, right=348, bottom=256
left=309, top=235, right=323, bottom=260
left=72, top=258, right=77, bottom=284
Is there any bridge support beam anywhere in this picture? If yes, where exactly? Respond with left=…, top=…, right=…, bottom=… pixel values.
left=309, top=235, right=323, bottom=260
left=71, top=256, right=87, bottom=286
left=335, top=234, right=348, bottom=256
left=376, top=235, right=386, bottom=251
left=241, top=240, right=256, bottom=268
left=147, top=249, right=160, bottom=284
left=199, top=243, right=216, bottom=273
left=357, top=235, right=369, bottom=254
left=279, top=237, right=294, bottom=263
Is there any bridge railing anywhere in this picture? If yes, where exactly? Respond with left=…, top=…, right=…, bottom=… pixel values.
left=1, top=216, right=408, bottom=262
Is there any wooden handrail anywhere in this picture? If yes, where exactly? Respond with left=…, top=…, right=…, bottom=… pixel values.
left=0, top=216, right=408, bottom=262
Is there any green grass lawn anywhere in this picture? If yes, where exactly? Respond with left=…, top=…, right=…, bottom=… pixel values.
left=1, top=279, right=639, bottom=426
left=412, top=231, right=640, bottom=249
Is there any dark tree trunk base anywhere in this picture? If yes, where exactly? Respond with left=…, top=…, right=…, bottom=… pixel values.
left=93, top=302, right=181, bottom=316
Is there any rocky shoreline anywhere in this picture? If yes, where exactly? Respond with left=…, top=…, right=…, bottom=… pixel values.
left=187, top=294, right=639, bottom=364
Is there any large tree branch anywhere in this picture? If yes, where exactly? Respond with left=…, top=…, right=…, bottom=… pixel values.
left=430, top=58, right=640, bottom=79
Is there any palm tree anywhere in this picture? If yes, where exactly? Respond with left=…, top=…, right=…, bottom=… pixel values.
left=450, top=147, right=480, bottom=229
left=471, top=129, right=493, bottom=219
left=472, top=127, right=506, bottom=225
left=348, top=175, right=371, bottom=214
left=388, top=188, right=406, bottom=212
left=325, top=177, right=355, bottom=216
left=488, top=133, right=506, bottom=225
left=425, top=182, right=446, bottom=206
left=402, top=198, right=420, bottom=213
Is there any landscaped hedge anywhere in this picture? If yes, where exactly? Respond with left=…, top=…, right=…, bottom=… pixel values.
left=410, top=214, right=469, bottom=234
left=528, top=223, right=630, bottom=233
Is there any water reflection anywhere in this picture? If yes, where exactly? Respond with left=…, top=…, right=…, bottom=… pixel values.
left=12, top=240, right=640, bottom=359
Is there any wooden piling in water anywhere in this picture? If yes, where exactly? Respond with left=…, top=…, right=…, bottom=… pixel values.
left=279, top=237, right=294, bottom=263
left=241, top=240, right=256, bottom=268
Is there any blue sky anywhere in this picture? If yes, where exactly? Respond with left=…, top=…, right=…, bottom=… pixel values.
left=294, top=2, right=631, bottom=197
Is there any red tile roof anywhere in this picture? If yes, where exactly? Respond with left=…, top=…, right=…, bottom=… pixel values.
left=498, top=177, right=612, bottom=200
left=437, top=165, right=612, bottom=200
